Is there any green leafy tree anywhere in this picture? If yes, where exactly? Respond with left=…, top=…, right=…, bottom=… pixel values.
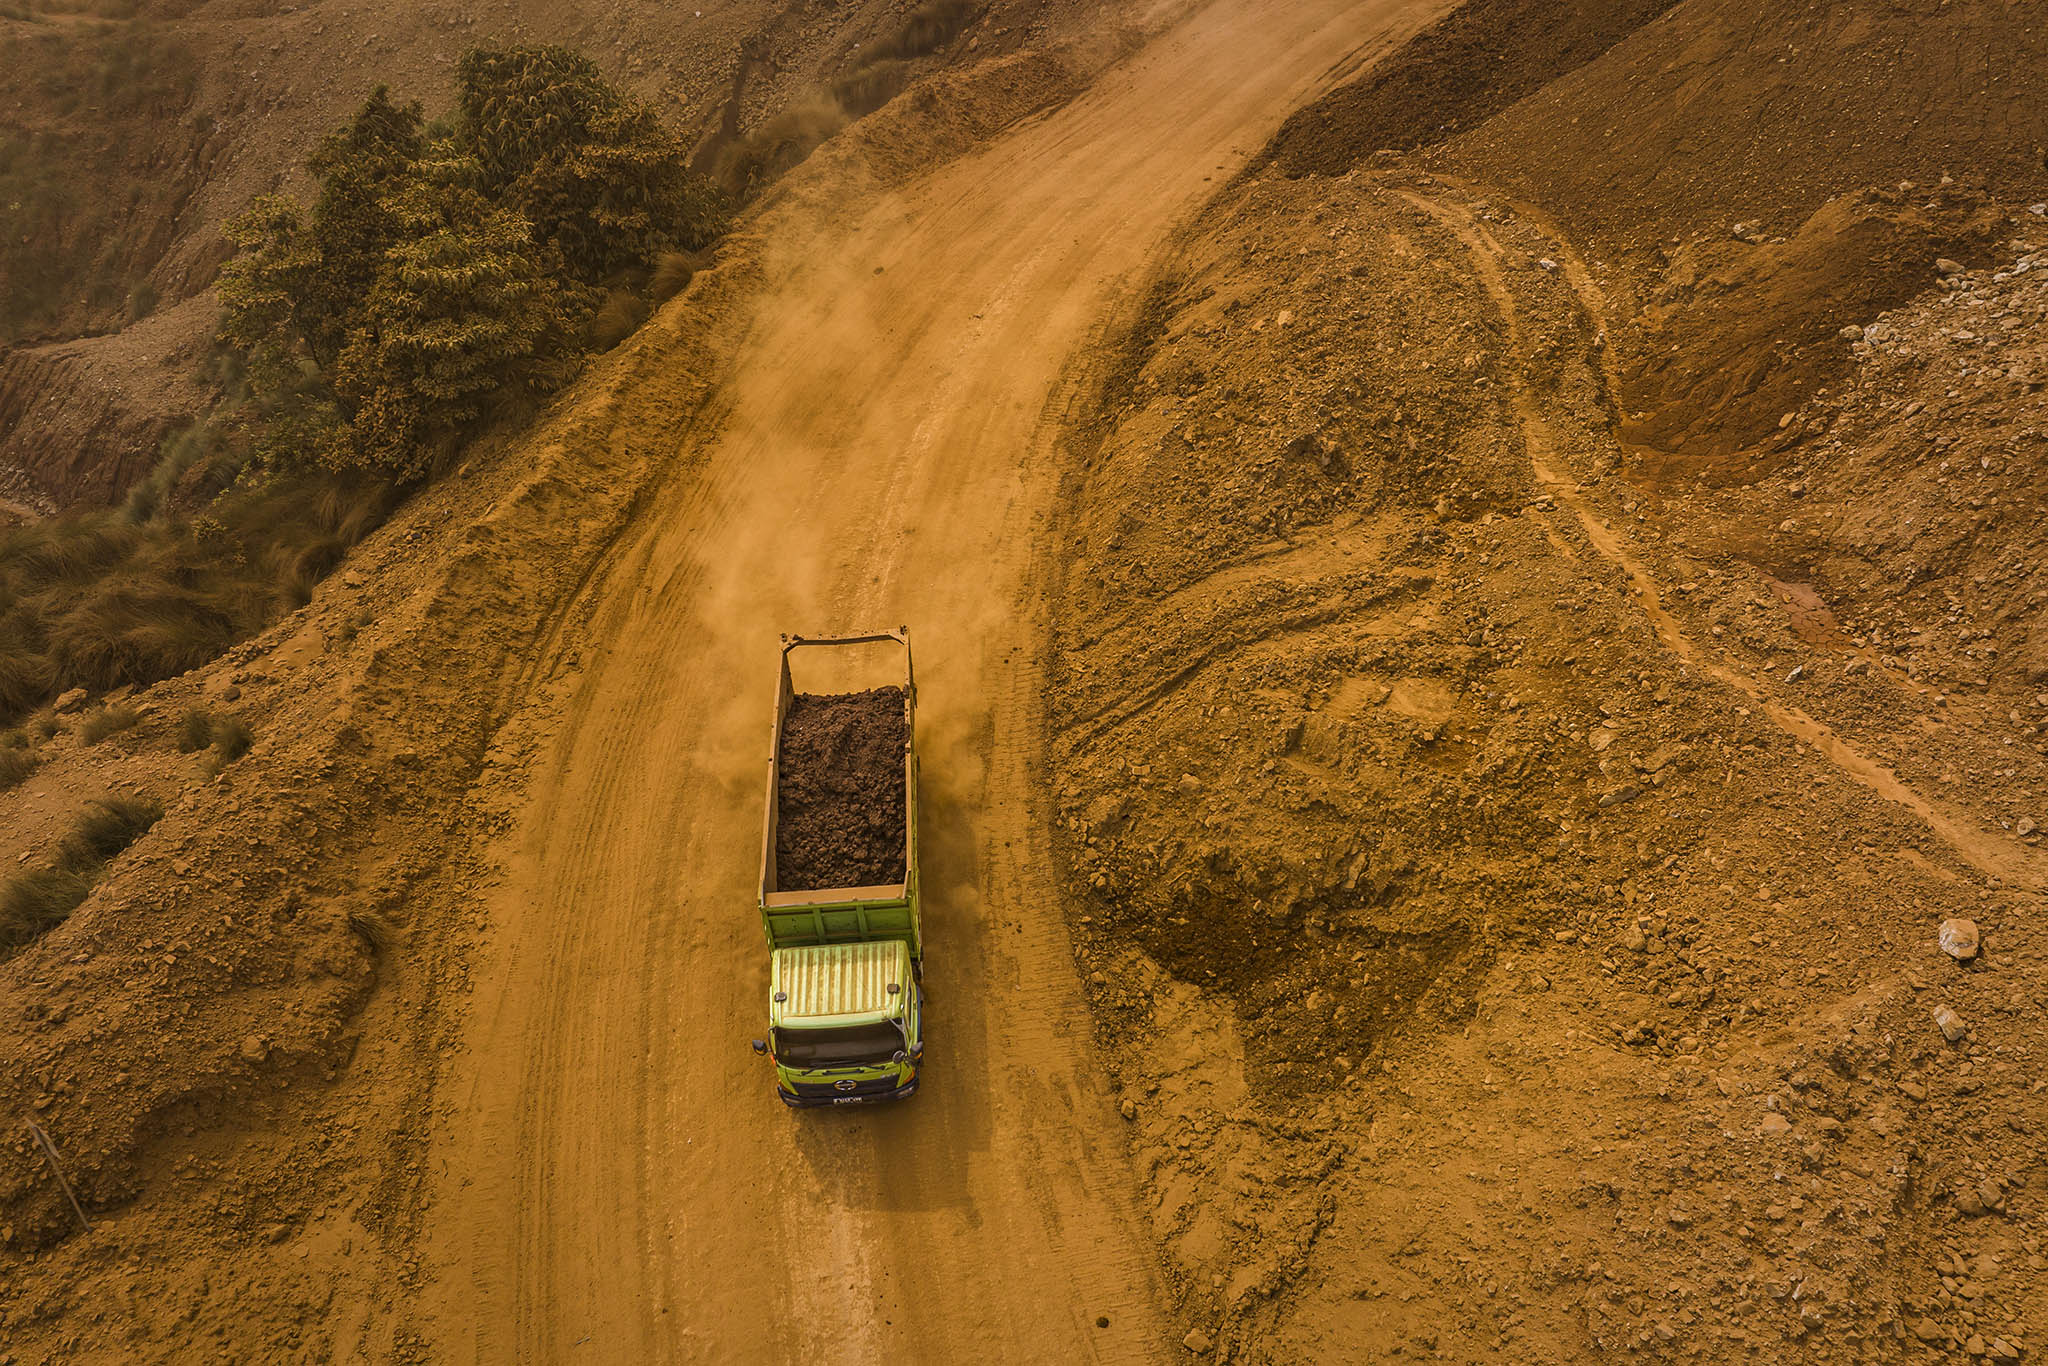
left=332, top=167, right=590, bottom=479
left=215, top=194, right=322, bottom=395
left=304, top=86, right=425, bottom=369
left=456, top=45, right=726, bottom=281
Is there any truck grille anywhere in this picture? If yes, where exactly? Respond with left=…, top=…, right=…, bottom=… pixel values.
left=788, top=1074, right=901, bottom=1100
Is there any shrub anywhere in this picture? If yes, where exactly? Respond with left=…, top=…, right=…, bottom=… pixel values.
left=178, top=707, right=213, bottom=752
left=304, top=87, right=427, bottom=370
left=0, top=868, right=92, bottom=956
left=455, top=46, right=727, bottom=280
left=212, top=715, right=253, bottom=762
left=0, top=745, right=34, bottom=792
left=588, top=288, right=651, bottom=350
left=648, top=250, right=700, bottom=304
left=58, top=796, right=164, bottom=873
left=80, top=704, right=141, bottom=744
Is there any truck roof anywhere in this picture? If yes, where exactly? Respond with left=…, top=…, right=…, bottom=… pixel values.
left=770, top=940, right=913, bottom=1028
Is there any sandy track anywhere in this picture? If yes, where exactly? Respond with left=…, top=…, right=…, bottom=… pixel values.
left=416, top=3, right=1438, bottom=1360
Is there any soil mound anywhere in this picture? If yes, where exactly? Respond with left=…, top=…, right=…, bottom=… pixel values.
left=775, top=687, right=908, bottom=891
left=1620, top=187, right=2007, bottom=479
left=1262, top=0, right=1679, bottom=175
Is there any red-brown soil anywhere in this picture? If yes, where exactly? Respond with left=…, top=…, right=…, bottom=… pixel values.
left=775, top=687, right=908, bottom=890
left=7, top=0, right=2048, bottom=1361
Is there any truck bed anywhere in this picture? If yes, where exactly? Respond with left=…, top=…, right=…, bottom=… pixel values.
left=774, top=687, right=908, bottom=891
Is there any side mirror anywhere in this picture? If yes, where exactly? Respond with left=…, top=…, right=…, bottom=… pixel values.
left=909, top=1043, right=924, bottom=1062
left=750, top=1039, right=768, bottom=1056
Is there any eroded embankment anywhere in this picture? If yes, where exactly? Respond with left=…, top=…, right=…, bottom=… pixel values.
left=1047, top=166, right=2048, bottom=1361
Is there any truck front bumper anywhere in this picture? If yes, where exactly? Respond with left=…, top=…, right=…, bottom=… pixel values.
left=778, top=1075, right=920, bottom=1108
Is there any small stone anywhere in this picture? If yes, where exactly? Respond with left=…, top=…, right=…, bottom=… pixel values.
left=52, top=687, right=87, bottom=714
left=1844, top=658, right=1871, bottom=676
left=1936, top=258, right=1966, bottom=277
left=1760, top=1112, right=1793, bottom=1135
left=1966, top=1335, right=1987, bottom=1357
left=1935, top=1005, right=1967, bottom=1042
left=1913, top=1318, right=1945, bottom=1342
left=239, top=1034, right=270, bottom=1064
left=1957, top=1186, right=1987, bottom=1216
left=1899, top=1079, right=1928, bottom=1101
left=1940, top=919, right=1981, bottom=961
left=1838, top=324, right=1865, bottom=340
left=1623, top=924, right=1648, bottom=953
left=1183, top=1328, right=1214, bottom=1355
left=2018, top=817, right=2038, bottom=837
left=1120, top=1098, right=1137, bottom=1121
left=1598, top=783, right=1642, bottom=809
left=1989, top=1338, right=2020, bottom=1362
left=1977, top=1178, right=2006, bottom=1212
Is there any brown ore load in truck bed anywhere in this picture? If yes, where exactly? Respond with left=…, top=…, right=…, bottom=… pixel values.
left=774, top=686, right=909, bottom=891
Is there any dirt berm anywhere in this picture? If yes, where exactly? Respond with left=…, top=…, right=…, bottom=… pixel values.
left=776, top=687, right=909, bottom=891
left=1044, top=0, right=2048, bottom=1358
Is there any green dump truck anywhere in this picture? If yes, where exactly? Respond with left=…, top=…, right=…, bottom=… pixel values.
left=749, top=629, right=923, bottom=1107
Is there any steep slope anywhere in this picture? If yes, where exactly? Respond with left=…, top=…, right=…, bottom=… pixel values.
left=0, top=0, right=1096, bottom=506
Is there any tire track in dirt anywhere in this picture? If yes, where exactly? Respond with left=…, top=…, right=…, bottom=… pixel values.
left=1398, top=186, right=2048, bottom=892
left=417, top=5, right=1450, bottom=1362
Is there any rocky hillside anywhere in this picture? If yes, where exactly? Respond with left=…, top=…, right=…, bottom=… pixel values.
left=0, top=0, right=1066, bottom=507
left=1048, top=0, right=2048, bottom=1357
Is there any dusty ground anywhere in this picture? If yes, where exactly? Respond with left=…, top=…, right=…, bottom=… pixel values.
left=7, top=0, right=2048, bottom=1361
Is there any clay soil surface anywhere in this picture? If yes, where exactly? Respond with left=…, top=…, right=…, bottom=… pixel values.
left=776, top=687, right=910, bottom=891
left=9, top=0, right=2048, bottom=1362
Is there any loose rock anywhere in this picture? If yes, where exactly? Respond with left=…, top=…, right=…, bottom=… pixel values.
left=1939, top=918, right=1981, bottom=961
left=1934, top=1005, right=1968, bottom=1042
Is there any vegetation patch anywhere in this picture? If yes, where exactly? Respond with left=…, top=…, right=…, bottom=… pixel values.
left=0, top=795, right=162, bottom=960
left=0, top=743, right=35, bottom=792
left=79, top=704, right=142, bottom=745
left=0, top=45, right=728, bottom=726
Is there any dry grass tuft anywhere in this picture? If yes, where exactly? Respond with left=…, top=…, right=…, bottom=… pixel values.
left=178, top=707, right=214, bottom=752
left=58, top=796, right=164, bottom=873
left=588, top=288, right=652, bottom=350
left=0, top=868, right=92, bottom=956
left=212, top=715, right=253, bottom=762
left=0, top=744, right=35, bottom=791
left=80, top=703, right=142, bottom=745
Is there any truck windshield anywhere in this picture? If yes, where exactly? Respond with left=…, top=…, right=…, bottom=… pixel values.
left=774, top=1021, right=904, bottom=1067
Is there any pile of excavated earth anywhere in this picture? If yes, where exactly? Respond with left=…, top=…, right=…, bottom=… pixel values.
left=775, top=688, right=909, bottom=891
left=5, top=0, right=2048, bottom=1360
left=1043, top=0, right=2048, bottom=1359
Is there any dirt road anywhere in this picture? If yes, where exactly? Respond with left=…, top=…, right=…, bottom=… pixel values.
left=416, top=2, right=1439, bottom=1360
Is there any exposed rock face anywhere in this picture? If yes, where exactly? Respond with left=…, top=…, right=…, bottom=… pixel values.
left=0, top=297, right=212, bottom=507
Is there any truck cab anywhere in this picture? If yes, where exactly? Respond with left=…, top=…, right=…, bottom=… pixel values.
left=759, top=940, right=922, bottom=1106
